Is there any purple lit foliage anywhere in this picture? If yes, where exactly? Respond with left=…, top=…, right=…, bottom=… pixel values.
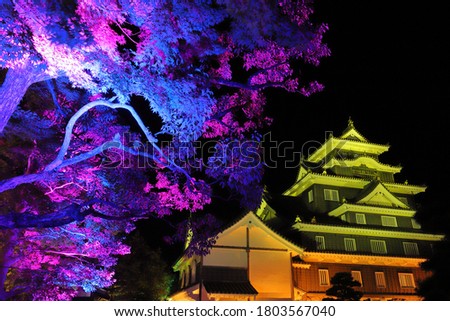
left=0, top=0, right=328, bottom=300
left=165, top=213, right=222, bottom=258
left=1, top=0, right=329, bottom=133
left=0, top=86, right=136, bottom=300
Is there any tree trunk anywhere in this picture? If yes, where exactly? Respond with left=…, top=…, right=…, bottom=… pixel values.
left=0, top=64, right=50, bottom=133
left=0, top=204, right=88, bottom=229
left=0, top=231, right=18, bottom=300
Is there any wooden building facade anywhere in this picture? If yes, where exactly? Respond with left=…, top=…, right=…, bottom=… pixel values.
left=170, top=120, right=443, bottom=301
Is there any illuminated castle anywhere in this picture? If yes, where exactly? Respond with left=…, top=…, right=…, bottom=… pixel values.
left=170, top=120, right=444, bottom=301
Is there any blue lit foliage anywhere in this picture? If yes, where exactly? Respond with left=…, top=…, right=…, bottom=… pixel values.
left=1, top=0, right=328, bottom=140
left=206, top=138, right=265, bottom=209
left=0, top=0, right=328, bottom=211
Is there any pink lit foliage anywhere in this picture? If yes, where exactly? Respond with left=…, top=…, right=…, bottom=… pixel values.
left=0, top=0, right=329, bottom=135
left=0, top=0, right=328, bottom=204
left=6, top=218, right=132, bottom=301
left=0, top=0, right=328, bottom=299
left=165, top=213, right=222, bottom=257
left=0, top=88, right=136, bottom=300
left=0, top=83, right=215, bottom=300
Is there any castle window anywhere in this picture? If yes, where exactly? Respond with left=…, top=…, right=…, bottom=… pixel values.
left=398, top=273, right=415, bottom=288
left=351, top=271, right=363, bottom=287
left=370, top=240, right=387, bottom=254
left=381, top=216, right=398, bottom=227
left=324, top=189, right=339, bottom=201
left=355, top=213, right=367, bottom=225
left=344, top=238, right=357, bottom=252
left=375, top=272, right=386, bottom=288
left=308, top=190, right=314, bottom=203
left=318, top=269, right=330, bottom=286
left=315, top=236, right=326, bottom=250
left=403, top=242, right=419, bottom=256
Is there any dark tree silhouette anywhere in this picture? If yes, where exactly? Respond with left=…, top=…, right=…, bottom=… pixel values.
left=108, top=231, right=174, bottom=301
left=323, top=272, right=363, bottom=301
left=417, top=238, right=450, bottom=300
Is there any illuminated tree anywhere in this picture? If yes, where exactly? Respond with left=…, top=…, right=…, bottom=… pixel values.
left=0, top=85, right=144, bottom=300
left=0, top=0, right=328, bottom=132
left=0, top=0, right=329, bottom=300
left=323, top=272, right=363, bottom=301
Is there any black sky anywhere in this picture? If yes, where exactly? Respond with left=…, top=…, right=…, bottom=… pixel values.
left=263, top=1, right=450, bottom=228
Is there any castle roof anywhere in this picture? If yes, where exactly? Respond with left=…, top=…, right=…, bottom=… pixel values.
left=339, top=117, right=370, bottom=142
left=283, top=171, right=426, bottom=197
left=352, top=180, right=410, bottom=209
left=306, top=118, right=390, bottom=163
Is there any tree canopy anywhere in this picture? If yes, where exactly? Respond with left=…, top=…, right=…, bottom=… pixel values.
left=323, top=272, right=363, bottom=301
left=0, top=0, right=329, bottom=300
left=108, top=231, right=174, bottom=301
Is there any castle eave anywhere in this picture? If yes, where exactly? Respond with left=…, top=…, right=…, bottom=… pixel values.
left=292, top=222, right=444, bottom=241
left=329, top=203, right=416, bottom=217
left=301, top=251, right=426, bottom=267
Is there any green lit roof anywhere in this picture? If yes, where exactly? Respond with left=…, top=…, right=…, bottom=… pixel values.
left=322, top=155, right=402, bottom=174
left=339, top=117, right=369, bottom=142
left=353, top=180, right=410, bottom=208
left=328, top=202, right=416, bottom=217
left=283, top=172, right=426, bottom=197
left=307, top=137, right=390, bottom=163
left=306, top=119, right=390, bottom=163
left=292, top=222, right=444, bottom=241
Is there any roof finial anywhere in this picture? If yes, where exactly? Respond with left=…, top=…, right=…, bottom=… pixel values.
left=348, top=116, right=354, bottom=128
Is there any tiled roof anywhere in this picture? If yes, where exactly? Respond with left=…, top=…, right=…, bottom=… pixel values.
left=214, top=209, right=305, bottom=254
left=351, top=180, right=383, bottom=202
left=202, top=266, right=248, bottom=282
left=203, top=281, right=258, bottom=295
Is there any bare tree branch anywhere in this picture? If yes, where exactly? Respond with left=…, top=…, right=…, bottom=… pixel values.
left=247, top=61, right=290, bottom=84
left=0, top=203, right=89, bottom=229
left=0, top=100, right=194, bottom=193
left=210, top=78, right=287, bottom=90
left=0, top=140, right=114, bottom=193
left=0, top=199, right=150, bottom=229
left=45, top=100, right=157, bottom=171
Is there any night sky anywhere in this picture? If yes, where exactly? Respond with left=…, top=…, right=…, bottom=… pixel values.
left=263, top=1, right=450, bottom=230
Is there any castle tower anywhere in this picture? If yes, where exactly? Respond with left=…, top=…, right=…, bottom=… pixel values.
left=170, top=119, right=444, bottom=301
left=281, top=118, right=442, bottom=300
